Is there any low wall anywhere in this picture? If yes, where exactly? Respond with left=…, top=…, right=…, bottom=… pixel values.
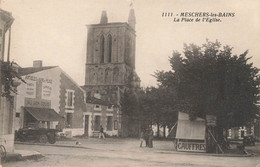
left=105, top=130, right=118, bottom=137
left=0, top=134, right=14, bottom=153
left=62, top=128, right=84, bottom=137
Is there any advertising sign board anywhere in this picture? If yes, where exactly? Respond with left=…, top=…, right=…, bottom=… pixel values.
left=177, top=141, right=206, bottom=152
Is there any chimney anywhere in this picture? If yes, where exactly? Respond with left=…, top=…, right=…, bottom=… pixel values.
left=100, top=11, right=108, bottom=24
left=33, top=60, right=42, bottom=68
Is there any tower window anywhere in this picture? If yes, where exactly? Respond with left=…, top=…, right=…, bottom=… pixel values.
left=108, top=34, right=112, bottom=63
left=100, top=35, right=105, bottom=63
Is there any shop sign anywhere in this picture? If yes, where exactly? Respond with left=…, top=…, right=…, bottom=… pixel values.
left=24, top=98, right=51, bottom=108
left=25, top=80, right=36, bottom=98
left=24, top=75, right=53, bottom=100
left=24, top=75, right=52, bottom=83
left=42, top=82, right=52, bottom=100
left=177, top=141, right=206, bottom=152
left=206, top=115, right=216, bottom=126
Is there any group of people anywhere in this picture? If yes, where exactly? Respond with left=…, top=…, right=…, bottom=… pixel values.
left=99, top=125, right=154, bottom=148
left=140, top=128, right=154, bottom=148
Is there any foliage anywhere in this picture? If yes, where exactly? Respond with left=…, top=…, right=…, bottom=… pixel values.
left=154, top=40, right=260, bottom=132
left=137, top=86, right=178, bottom=130
left=1, top=61, right=24, bottom=100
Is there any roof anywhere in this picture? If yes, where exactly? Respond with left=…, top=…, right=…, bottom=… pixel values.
left=0, top=8, right=14, bottom=30
left=24, top=107, right=63, bottom=122
left=176, top=112, right=206, bottom=140
left=19, top=66, right=86, bottom=94
left=86, top=96, right=115, bottom=107
left=19, top=66, right=57, bottom=76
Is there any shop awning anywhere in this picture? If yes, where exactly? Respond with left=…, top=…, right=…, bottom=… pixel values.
left=176, top=112, right=206, bottom=140
left=24, top=107, right=63, bottom=122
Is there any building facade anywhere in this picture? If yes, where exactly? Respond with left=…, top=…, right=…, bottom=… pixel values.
left=82, top=9, right=140, bottom=137
left=84, top=95, right=119, bottom=137
left=15, top=61, right=86, bottom=137
left=0, top=8, right=15, bottom=153
left=15, top=61, right=120, bottom=138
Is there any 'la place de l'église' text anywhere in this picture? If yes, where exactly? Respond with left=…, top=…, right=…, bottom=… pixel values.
left=162, top=12, right=235, bottom=23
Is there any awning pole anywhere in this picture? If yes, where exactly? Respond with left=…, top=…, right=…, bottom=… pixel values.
left=208, top=129, right=224, bottom=154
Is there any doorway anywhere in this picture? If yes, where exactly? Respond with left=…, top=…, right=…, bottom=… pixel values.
left=84, top=115, right=89, bottom=136
left=94, top=115, right=101, bottom=131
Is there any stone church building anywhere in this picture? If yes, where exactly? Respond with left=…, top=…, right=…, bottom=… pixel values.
left=82, top=9, right=141, bottom=137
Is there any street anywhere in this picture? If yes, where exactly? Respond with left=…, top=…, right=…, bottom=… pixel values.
left=3, top=138, right=260, bottom=167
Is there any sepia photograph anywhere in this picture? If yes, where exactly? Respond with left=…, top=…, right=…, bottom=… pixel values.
left=0, top=0, right=260, bottom=166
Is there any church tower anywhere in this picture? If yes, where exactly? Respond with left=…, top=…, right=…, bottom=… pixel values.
left=83, top=9, right=140, bottom=104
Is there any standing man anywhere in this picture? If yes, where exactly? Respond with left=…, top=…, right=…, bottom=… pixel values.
left=145, top=129, right=149, bottom=147
left=140, top=130, right=145, bottom=147
left=148, top=128, right=154, bottom=148
left=99, top=125, right=105, bottom=139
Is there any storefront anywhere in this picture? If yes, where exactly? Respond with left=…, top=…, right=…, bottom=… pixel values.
left=23, top=107, right=63, bottom=129
left=15, top=61, right=87, bottom=137
left=176, top=112, right=206, bottom=152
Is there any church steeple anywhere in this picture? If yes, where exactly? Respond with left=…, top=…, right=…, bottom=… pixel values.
left=128, top=8, right=136, bottom=30
left=100, top=10, right=108, bottom=24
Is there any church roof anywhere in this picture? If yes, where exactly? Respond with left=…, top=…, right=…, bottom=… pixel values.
left=19, top=66, right=57, bottom=76
left=86, top=96, right=116, bottom=107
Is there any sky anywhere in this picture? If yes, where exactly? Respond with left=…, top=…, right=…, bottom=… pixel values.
left=1, top=0, right=260, bottom=87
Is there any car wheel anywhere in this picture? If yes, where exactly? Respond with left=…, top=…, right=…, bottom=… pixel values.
left=39, top=134, right=48, bottom=143
left=48, top=134, right=56, bottom=144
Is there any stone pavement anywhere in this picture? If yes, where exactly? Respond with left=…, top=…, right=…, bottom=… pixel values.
left=8, top=137, right=258, bottom=162
left=2, top=137, right=258, bottom=164
left=4, top=149, right=43, bottom=162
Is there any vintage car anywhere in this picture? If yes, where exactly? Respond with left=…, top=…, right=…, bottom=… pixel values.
left=15, top=127, right=60, bottom=144
left=243, top=135, right=256, bottom=146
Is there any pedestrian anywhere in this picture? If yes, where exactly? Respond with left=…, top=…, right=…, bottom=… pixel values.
left=145, top=129, right=149, bottom=147
left=99, top=125, right=105, bottom=139
left=148, top=128, right=154, bottom=148
left=140, top=130, right=145, bottom=147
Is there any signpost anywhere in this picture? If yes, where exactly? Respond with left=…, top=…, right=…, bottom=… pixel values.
left=206, top=115, right=216, bottom=126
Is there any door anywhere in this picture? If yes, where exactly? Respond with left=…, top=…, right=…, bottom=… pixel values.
left=94, top=116, right=101, bottom=131
left=84, top=115, right=89, bottom=136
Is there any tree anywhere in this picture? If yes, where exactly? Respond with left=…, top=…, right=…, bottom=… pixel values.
left=155, top=40, right=260, bottom=142
left=1, top=61, right=25, bottom=100
left=138, top=86, right=178, bottom=138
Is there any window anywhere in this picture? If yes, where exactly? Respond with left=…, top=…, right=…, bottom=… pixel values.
left=107, top=116, right=113, bottom=131
left=67, top=92, right=73, bottom=106
left=66, top=113, right=72, bottom=128
left=114, top=120, right=118, bottom=130
left=94, top=105, right=101, bottom=111
left=100, top=35, right=105, bottom=63
left=108, top=34, right=112, bottom=63
left=16, top=113, right=20, bottom=118
left=94, top=92, right=101, bottom=99
left=107, top=105, right=113, bottom=111
left=66, top=89, right=75, bottom=108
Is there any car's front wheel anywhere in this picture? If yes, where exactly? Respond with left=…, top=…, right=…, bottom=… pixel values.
left=39, top=134, right=48, bottom=143
left=48, top=133, right=56, bottom=144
